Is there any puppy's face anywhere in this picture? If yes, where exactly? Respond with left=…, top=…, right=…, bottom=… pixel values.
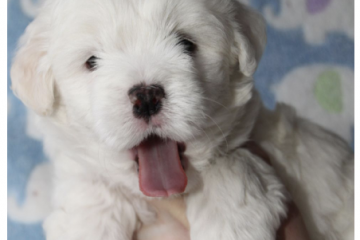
left=11, top=0, right=265, bottom=197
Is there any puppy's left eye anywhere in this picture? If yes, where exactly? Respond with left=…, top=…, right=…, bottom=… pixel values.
left=85, top=56, right=98, bottom=71
left=177, top=38, right=196, bottom=55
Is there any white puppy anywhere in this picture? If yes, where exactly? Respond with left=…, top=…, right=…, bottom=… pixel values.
left=11, top=0, right=353, bottom=240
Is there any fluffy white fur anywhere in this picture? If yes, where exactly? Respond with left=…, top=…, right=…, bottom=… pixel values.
left=11, top=0, right=353, bottom=239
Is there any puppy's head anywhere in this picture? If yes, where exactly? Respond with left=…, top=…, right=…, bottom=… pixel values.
left=11, top=0, right=265, bottom=196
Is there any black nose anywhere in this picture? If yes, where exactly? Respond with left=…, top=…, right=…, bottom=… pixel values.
left=128, top=84, right=165, bottom=121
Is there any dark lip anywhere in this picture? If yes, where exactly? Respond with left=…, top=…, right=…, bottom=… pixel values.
left=178, top=142, right=187, bottom=170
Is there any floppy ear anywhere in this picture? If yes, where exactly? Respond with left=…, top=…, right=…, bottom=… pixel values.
left=232, top=2, right=266, bottom=77
left=228, top=2, right=266, bottom=107
left=11, top=17, right=55, bottom=116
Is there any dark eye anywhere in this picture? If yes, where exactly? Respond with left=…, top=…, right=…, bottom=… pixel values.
left=178, top=38, right=196, bottom=55
left=85, top=56, right=98, bottom=71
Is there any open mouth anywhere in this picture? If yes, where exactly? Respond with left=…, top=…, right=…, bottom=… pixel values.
left=131, top=135, right=188, bottom=197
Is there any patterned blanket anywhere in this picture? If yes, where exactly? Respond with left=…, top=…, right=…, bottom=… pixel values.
left=7, top=0, right=354, bottom=239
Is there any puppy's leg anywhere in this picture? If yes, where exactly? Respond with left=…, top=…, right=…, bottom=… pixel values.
left=252, top=104, right=354, bottom=240
left=186, top=149, right=288, bottom=240
left=43, top=172, right=139, bottom=240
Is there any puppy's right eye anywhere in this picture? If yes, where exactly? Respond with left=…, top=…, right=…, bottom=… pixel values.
left=178, top=38, right=197, bottom=55
left=176, top=33, right=197, bottom=56
left=85, top=56, right=98, bottom=71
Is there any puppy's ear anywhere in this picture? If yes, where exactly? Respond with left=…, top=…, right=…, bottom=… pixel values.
left=231, top=2, right=266, bottom=77
left=11, top=17, right=55, bottom=116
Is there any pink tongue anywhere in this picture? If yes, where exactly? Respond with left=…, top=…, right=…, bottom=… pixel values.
left=137, top=136, right=187, bottom=197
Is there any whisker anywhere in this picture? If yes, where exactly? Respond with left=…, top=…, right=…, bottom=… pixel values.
left=201, top=112, right=229, bottom=152
left=199, top=97, right=229, bottom=111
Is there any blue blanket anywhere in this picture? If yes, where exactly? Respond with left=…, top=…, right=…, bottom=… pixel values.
left=7, top=0, right=354, bottom=239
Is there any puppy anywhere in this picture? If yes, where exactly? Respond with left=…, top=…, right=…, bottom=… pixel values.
left=11, top=0, right=353, bottom=239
